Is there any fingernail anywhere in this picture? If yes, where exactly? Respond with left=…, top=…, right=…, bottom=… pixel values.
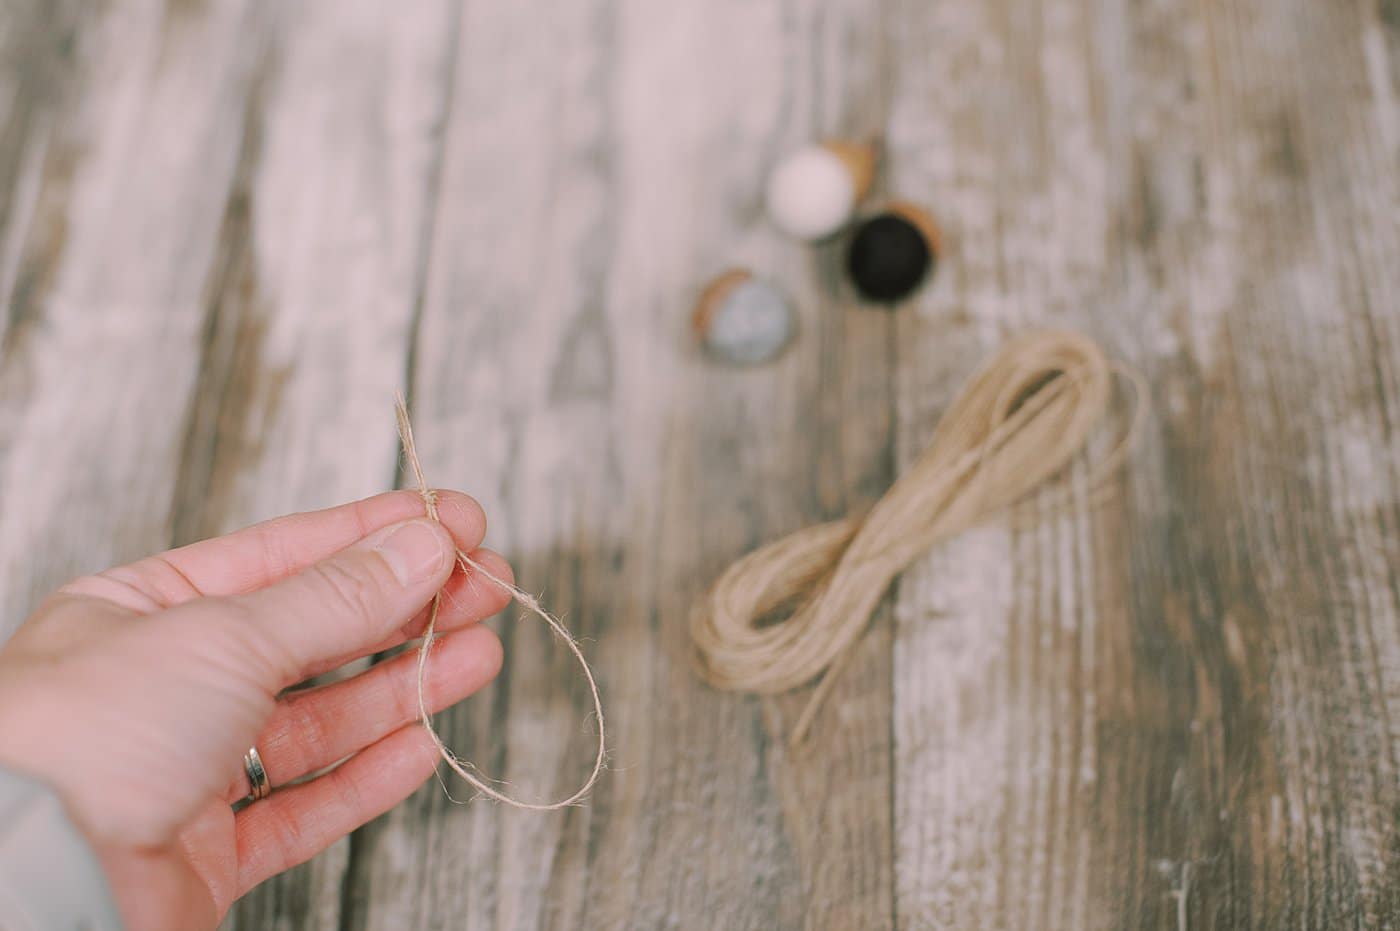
left=376, top=519, right=449, bottom=585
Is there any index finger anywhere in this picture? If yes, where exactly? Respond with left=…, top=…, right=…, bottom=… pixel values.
left=144, top=491, right=486, bottom=603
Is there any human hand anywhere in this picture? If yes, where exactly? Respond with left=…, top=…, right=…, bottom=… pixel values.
left=0, top=491, right=512, bottom=930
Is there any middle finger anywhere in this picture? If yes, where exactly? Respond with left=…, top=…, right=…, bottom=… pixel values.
left=228, top=622, right=504, bottom=802
left=297, top=547, right=513, bottom=682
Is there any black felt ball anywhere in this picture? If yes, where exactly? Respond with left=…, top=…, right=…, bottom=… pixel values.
left=846, top=213, right=934, bottom=303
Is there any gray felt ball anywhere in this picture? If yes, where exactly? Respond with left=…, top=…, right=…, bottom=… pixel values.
left=694, top=273, right=796, bottom=365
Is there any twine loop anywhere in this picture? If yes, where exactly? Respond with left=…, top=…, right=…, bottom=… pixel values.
left=395, top=398, right=605, bottom=810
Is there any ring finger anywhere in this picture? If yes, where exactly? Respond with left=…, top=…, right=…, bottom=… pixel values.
left=230, top=622, right=503, bottom=802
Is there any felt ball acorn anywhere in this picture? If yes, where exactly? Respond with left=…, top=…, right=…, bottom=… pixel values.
left=845, top=202, right=942, bottom=304
left=765, top=140, right=877, bottom=240
left=692, top=269, right=796, bottom=365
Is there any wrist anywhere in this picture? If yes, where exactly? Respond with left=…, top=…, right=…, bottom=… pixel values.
left=0, top=765, right=125, bottom=930
left=0, top=680, right=101, bottom=844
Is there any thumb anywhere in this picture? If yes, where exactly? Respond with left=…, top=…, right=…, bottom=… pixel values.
left=223, top=517, right=455, bottom=686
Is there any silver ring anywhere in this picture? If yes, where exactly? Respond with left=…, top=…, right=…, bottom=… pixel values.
left=243, top=747, right=271, bottom=801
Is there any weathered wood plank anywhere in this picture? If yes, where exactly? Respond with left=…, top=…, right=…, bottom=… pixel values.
left=0, top=0, right=88, bottom=327
left=0, top=0, right=264, bottom=630
left=348, top=0, right=896, bottom=928
left=197, top=3, right=461, bottom=929
left=0, top=0, right=1394, bottom=927
left=347, top=0, right=645, bottom=923
left=890, top=0, right=1400, bottom=928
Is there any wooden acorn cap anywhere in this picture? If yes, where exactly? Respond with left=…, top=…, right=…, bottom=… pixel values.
left=886, top=200, right=943, bottom=258
left=691, top=268, right=753, bottom=335
left=821, top=139, right=878, bottom=203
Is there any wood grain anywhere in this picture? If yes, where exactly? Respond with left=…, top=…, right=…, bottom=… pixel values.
left=179, top=3, right=462, bottom=928
left=0, top=0, right=266, bottom=631
left=343, top=0, right=903, bottom=927
left=0, top=0, right=1394, bottom=929
left=890, top=0, right=1400, bottom=928
left=345, top=3, right=901, bottom=924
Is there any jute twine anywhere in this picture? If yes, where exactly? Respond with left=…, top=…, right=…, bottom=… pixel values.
left=394, top=397, right=604, bottom=809
left=689, top=330, right=1146, bottom=745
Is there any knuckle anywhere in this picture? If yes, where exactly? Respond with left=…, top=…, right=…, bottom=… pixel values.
left=279, top=697, right=331, bottom=777
left=59, top=571, right=164, bottom=613
left=267, top=808, right=312, bottom=869
left=252, top=523, right=295, bottom=582
left=327, top=763, right=366, bottom=815
left=387, top=658, right=421, bottom=722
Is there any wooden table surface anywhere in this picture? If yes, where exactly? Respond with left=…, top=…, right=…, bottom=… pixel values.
left=2, top=1, right=1398, bottom=928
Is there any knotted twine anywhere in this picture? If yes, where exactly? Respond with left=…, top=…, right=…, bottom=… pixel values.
left=690, top=330, right=1144, bottom=745
left=394, top=398, right=605, bottom=809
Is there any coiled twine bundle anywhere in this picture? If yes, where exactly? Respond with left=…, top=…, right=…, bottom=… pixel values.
left=690, top=330, right=1141, bottom=744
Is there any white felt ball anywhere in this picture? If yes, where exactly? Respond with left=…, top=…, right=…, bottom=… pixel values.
left=765, top=146, right=857, bottom=240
